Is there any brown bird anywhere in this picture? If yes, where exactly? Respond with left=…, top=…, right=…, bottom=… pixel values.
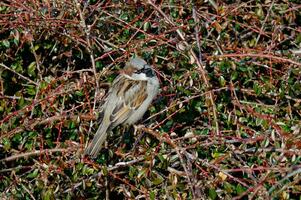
left=85, top=57, right=160, bottom=158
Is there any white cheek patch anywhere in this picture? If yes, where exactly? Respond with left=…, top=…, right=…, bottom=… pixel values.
left=131, top=73, right=148, bottom=81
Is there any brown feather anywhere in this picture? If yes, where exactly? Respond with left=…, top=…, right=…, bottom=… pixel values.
left=109, top=79, right=148, bottom=127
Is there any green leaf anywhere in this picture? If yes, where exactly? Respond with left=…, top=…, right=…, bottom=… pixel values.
left=75, top=91, right=83, bottom=97
left=152, top=176, right=164, bottom=185
left=119, top=13, right=129, bottom=21
left=42, top=189, right=54, bottom=200
left=82, top=165, right=94, bottom=175
left=143, top=22, right=150, bottom=31
left=208, top=188, right=217, bottom=200
left=25, top=140, right=33, bottom=150
left=137, top=168, right=147, bottom=179
left=255, top=6, right=264, bottom=19
left=2, top=40, right=10, bottom=48
left=150, top=191, right=155, bottom=200
left=95, top=61, right=103, bottom=70
left=219, top=76, right=226, bottom=86
left=253, top=81, right=261, bottom=95
left=12, top=61, right=23, bottom=73
left=236, top=184, right=246, bottom=195
left=27, top=61, right=36, bottom=77
left=12, top=133, right=22, bottom=143
left=129, top=166, right=137, bottom=178
left=76, top=162, right=84, bottom=171
left=27, top=169, right=39, bottom=178
left=2, top=137, right=11, bottom=151
left=224, top=182, right=234, bottom=193
left=68, top=121, right=75, bottom=129
left=33, top=44, right=40, bottom=51
left=26, top=85, right=36, bottom=95
left=18, top=96, right=25, bottom=108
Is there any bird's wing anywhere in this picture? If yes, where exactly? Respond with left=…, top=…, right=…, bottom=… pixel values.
left=84, top=75, right=148, bottom=158
left=108, top=75, right=148, bottom=128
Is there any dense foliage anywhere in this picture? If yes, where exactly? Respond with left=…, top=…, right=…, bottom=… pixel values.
left=0, top=0, right=301, bottom=199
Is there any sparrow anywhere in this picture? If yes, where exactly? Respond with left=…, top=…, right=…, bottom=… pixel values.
left=85, top=57, right=160, bottom=158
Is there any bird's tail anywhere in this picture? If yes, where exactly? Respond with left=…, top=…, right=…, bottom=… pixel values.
left=84, top=123, right=109, bottom=158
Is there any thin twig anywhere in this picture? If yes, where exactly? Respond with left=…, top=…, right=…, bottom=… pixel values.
left=208, top=0, right=218, bottom=10
left=29, top=40, right=43, bottom=118
left=255, top=0, right=274, bottom=46
left=74, top=0, right=99, bottom=136
left=1, top=148, right=69, bottom=162
left=21, top=183, right=36, bottom=200
left=105, top=175, right=109, bottom=200
left=207, top=53, right=301, bottom=66
left=192, top=5, right=203, bottom=64
left=192, top=51, right=220, bottom=136
left=63, top=156, right=145, bottom=194
left=147, top=0, right=220, bottom=140
left=0, top=114, right=95, bottom=140
left=143, top=87, right=228, bottom=123
left=141, top=126, right=197, bottom=199
left=107, top=157, right=145, bottom=171
left=0, top=63, right=38, bottom=86
left=0, top=95, right=32, bottom=101
left=30, top=41, right=42, bottom=80
left=268, top=167, right=301, bottom=194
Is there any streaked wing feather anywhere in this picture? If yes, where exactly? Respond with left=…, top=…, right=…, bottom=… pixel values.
left=109, top=77, right=148, bottom=127
left=110, top=102, right=130, bottom=124
left=129, top=86, right=147, bottom=107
